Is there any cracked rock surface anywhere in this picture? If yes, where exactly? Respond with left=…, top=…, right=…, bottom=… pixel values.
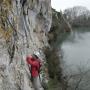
left=0, top=0, right=52, bottom=90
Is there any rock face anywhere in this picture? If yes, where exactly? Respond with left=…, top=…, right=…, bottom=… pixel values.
left=0, top=0, right=52, bottom=90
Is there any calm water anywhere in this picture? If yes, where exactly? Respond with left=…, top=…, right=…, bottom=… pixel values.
left=61, top=27, right=90, bottom=74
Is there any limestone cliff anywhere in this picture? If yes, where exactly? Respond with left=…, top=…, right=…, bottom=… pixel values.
left=0, top=0, right=52, bottom=90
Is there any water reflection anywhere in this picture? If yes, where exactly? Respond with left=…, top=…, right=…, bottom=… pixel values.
left=60, top=27, right=90, bottom=90
left=61, top=28, right=90, bottom=74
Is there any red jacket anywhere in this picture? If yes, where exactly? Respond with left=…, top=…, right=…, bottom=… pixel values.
left=26, top=55, right=42, bottom=77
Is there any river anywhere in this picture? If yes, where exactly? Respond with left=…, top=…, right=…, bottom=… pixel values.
left=60, top=27, right=90, bottom=74
left=60, top=27, right=90, bottom=89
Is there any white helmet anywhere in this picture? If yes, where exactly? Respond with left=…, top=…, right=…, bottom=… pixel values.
left=33, top=51, right=40, bottom=58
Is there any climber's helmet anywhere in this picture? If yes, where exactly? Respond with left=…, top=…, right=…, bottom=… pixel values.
left=33, top=51, right=40, bottom=59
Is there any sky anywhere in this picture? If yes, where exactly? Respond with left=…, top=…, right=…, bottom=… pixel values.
left=51, top=0, right=90, bottom=11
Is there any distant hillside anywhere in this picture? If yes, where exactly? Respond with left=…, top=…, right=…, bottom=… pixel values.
left=64, top=6, right=90, bottom=27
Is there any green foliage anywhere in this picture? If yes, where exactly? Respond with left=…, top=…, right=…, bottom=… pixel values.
left=43, top=9, right=71, bottom=90
left=44, top=48, right=62, bottom=80
left=44, top=47, right=68, bottom=90
left=48, top=9, right=71, bottom=45
left=47, top=79, right=61, bottom=90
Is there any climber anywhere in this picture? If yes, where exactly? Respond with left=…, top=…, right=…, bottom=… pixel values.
left=26, top=52, right=43, bottom=90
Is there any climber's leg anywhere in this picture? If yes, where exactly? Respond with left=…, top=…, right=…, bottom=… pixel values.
left=33, top=76, right=43, bottom=90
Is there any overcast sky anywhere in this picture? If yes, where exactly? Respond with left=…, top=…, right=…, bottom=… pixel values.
left=51, top=0, right=90, bottom=11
